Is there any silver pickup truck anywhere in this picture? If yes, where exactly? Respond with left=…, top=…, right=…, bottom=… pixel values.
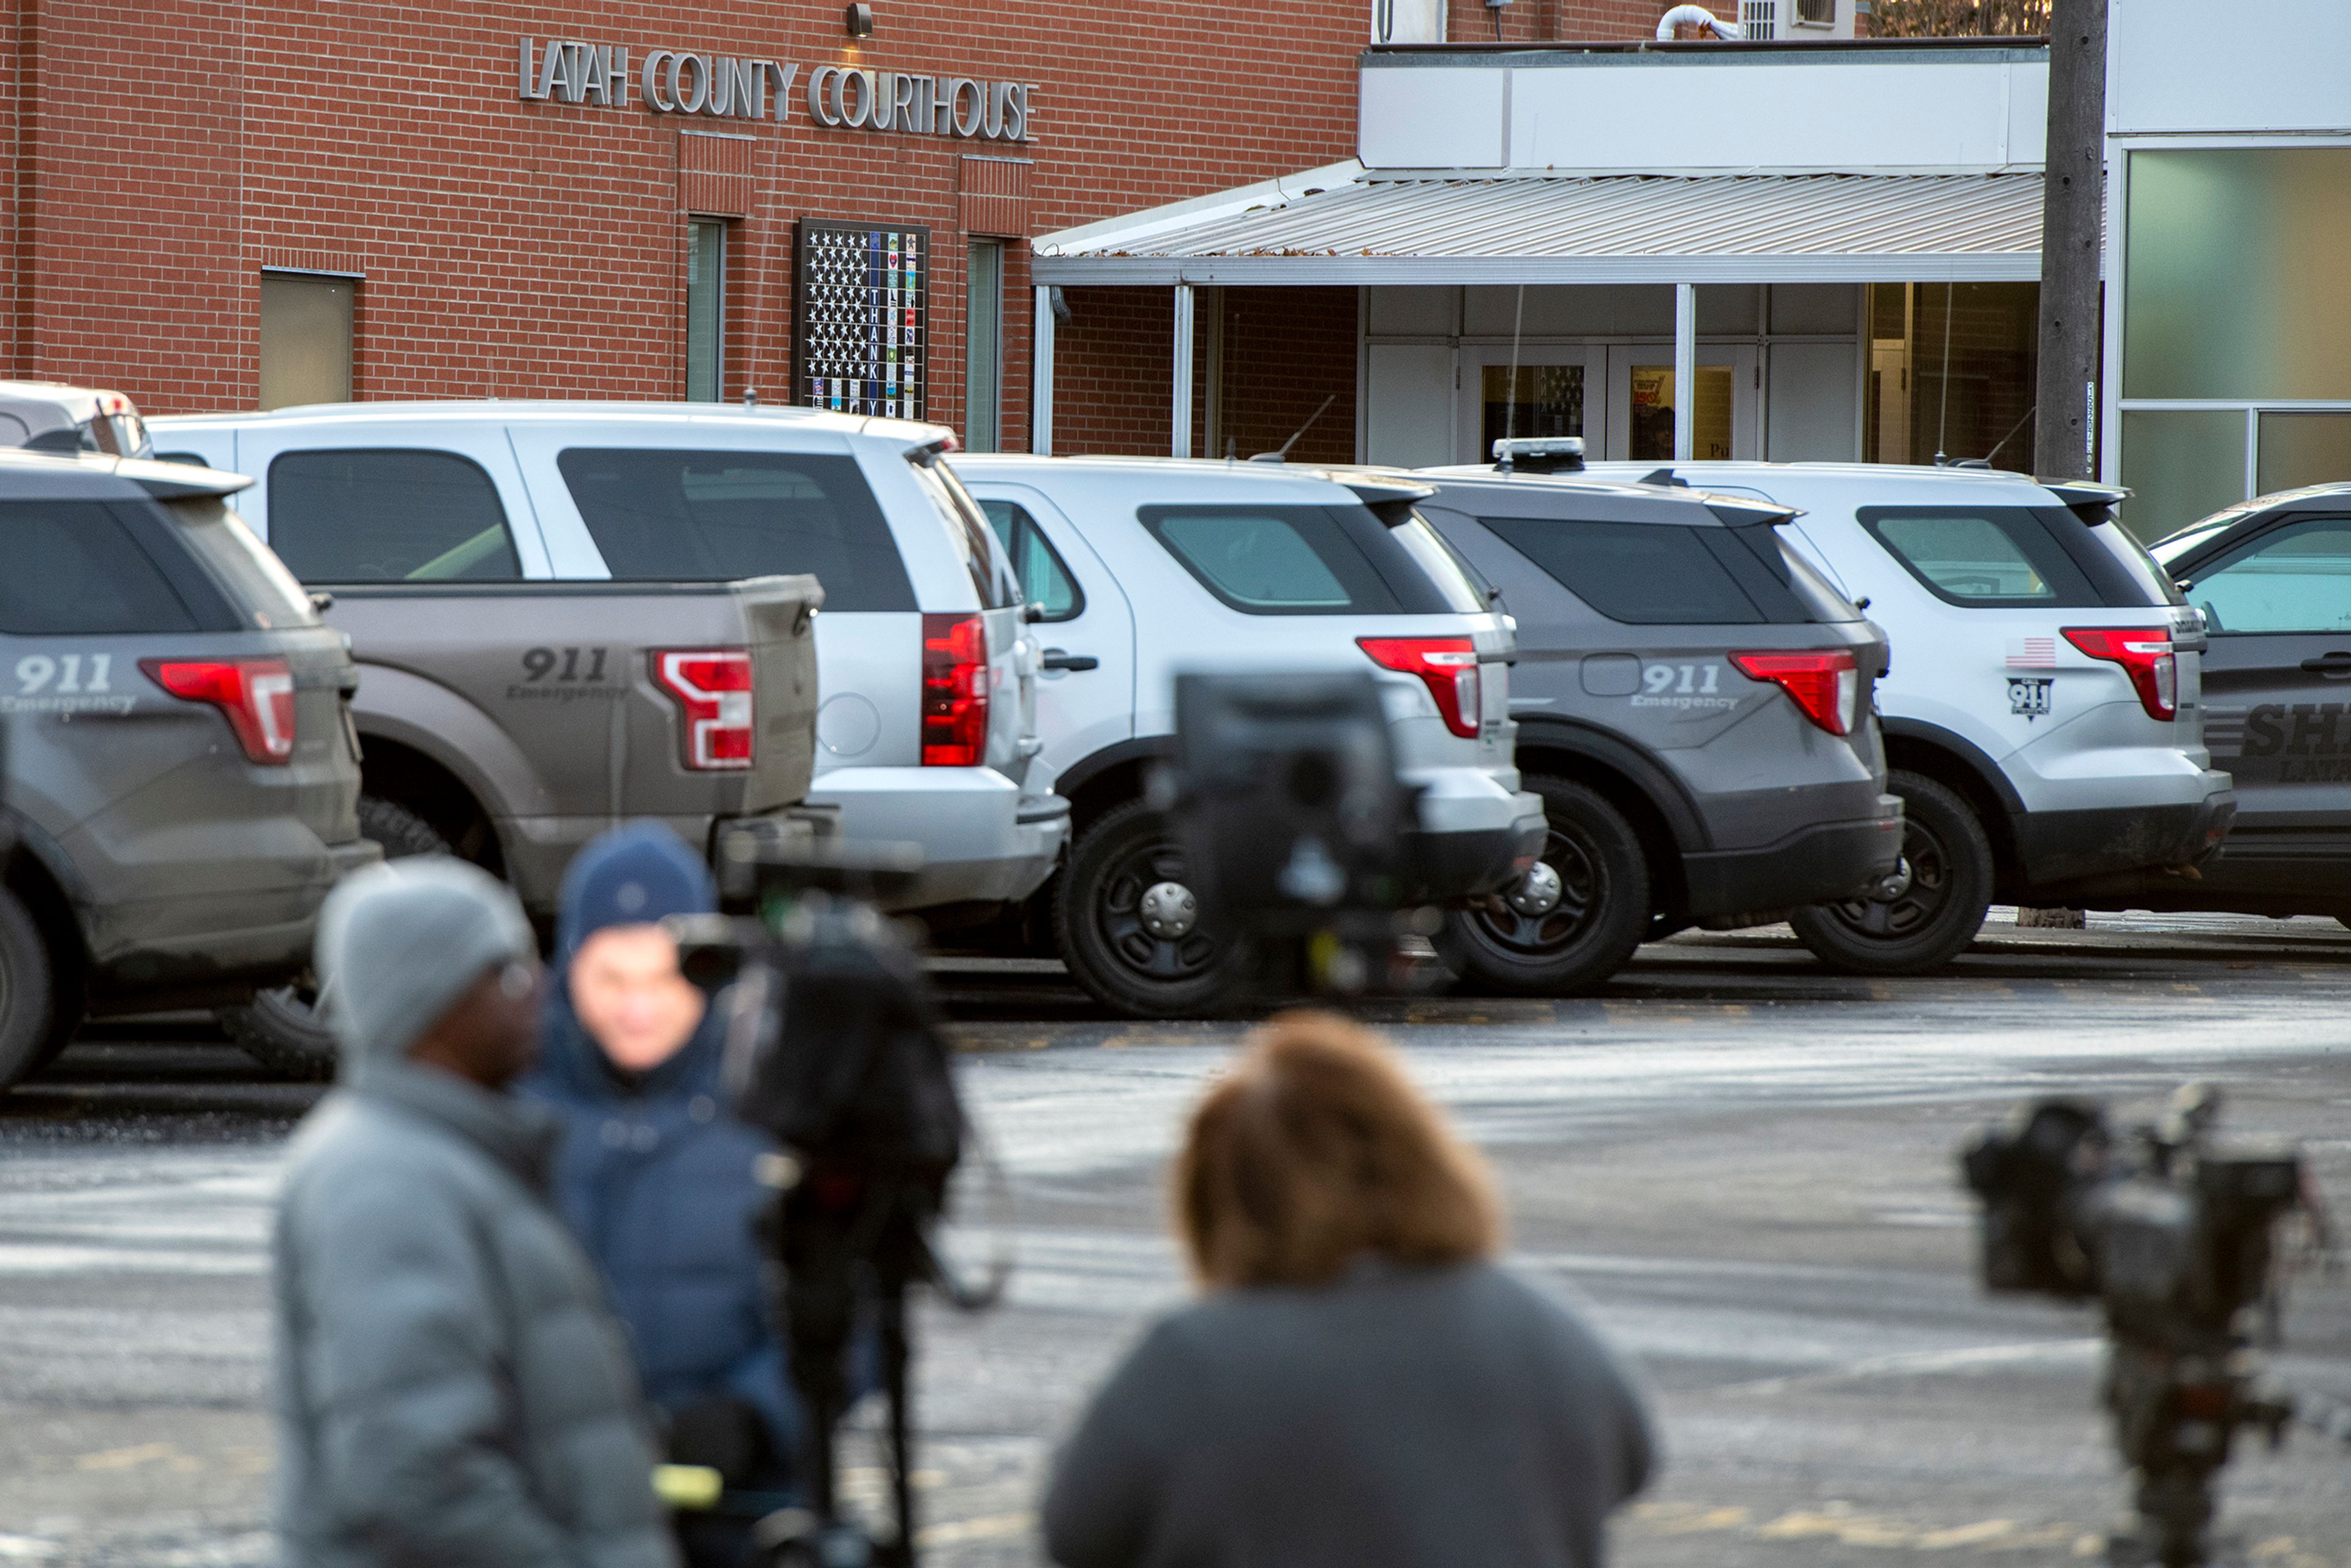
left=211, top=572, right=826, bottom=1072
left=153, top=402, right=1067, bottom=1065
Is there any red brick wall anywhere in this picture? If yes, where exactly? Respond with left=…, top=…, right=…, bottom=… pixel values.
left=1207, top=287, right=1359, bottom=465
left=0, top=0, right=1376, bottom=454
left=1445, top=0, right=1671, bottom=43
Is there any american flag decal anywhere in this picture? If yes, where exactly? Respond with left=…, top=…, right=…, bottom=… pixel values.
left=2006, top=637, right=2057, bottom=669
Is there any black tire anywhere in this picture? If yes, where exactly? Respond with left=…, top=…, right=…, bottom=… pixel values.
left=1436, top=776, right=1650, bottom=996
left=220, top=796, right=452, bottom=1079
left=0, top=888, right=56, bottom=1092
left=1790, top=770, right=1992, bottom=975
left=1052, top=800, right=1244, bottom=1019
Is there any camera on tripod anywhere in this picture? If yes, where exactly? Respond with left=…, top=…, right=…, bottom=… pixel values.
left=671, top=842, right=996, bottom=1568
left=1961, top=1086, right=2311, bottom=1567
left=1157, top=668, right=1434, bottom=999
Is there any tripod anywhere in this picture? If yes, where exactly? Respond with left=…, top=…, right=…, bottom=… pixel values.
left=758, top=1160, right=940, bottom=1568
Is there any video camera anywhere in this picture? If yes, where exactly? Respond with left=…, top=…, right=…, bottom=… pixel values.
left=1157, top=669, right=1434, bottom=999
left=673, top=843, right=998, bottom=1568
left=1961, top=1086, right=2312, bottom=1567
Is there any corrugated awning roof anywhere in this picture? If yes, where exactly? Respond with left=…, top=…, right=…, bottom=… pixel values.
left=1032, top=169, right=2052, bottom=287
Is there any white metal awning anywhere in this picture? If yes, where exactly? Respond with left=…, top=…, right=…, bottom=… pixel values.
left=1032, top=165, right=2052, bottom=287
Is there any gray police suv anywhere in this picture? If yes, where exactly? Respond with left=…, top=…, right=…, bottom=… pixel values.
left=0, top=451, right=376, bottom=1086
left=1411, top=450, right=1902, bottom=992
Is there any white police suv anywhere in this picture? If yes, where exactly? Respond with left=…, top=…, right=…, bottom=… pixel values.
left=1577, top=462, right=2235, bottom=973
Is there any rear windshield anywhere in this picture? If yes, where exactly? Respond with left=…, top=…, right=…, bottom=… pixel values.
left=1392, top=516, right=1490, bottom=614
left=1859, top=506, right=2166, bottom=609
left=0, top=500, right=201, bottom=634
left=558, top=448, right=915, bottom=611
left=165, top=497, right=318, bottom=631
left=1480, top=516, right=1820, bottom=625
left=1138, top=503, right=1458, bottom=617
left=910, top=457, right=1015, bottom=609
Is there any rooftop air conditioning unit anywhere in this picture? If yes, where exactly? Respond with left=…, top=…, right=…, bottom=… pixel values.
left=1741, top=0, right=1779, bottom=37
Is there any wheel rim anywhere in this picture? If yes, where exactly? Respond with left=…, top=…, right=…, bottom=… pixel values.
left=1467, top=820, right=1603, bottom=956
left=1822, top=812, right=1955, bottom=942
left=1096, top=836, right=1224, bottom=984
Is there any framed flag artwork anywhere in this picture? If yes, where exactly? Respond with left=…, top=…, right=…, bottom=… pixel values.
left=792, top=219, right=929, bottom=421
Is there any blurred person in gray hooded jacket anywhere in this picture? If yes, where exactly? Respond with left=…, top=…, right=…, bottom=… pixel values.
left=270, top=855, right=675, bottom=1568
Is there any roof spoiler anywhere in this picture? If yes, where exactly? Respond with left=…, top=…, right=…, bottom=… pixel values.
left=115, top=455, right=253, bottom=500
left=904, top=432, right=962, bottom=466
left=2039, top=478, right=2131, bottom=521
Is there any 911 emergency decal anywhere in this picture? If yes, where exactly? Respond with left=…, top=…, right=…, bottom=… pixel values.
left=1633, top=662, right=1739, bottom=713
left=507, top=645, right=626, bottom=703
left=4, top=653, right=135, bottom=716
left=2008, top=677, right=2052, bottom=718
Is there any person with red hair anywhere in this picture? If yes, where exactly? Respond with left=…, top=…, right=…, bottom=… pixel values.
left=1043, top=1011, right=1655, bottom=1568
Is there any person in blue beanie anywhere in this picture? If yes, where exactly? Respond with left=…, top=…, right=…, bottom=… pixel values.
left=519, top=822, right=792, bottom=1568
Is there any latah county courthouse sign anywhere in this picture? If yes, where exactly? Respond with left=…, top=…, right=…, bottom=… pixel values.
left=517, top=38, right=1032, bottom=142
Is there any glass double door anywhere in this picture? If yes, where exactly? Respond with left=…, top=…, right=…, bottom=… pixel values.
left=1458, top=344, right=1757, bottom=465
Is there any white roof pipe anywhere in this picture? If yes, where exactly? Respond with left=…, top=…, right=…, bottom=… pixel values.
left=1655, top=4, right=1742, bottom=39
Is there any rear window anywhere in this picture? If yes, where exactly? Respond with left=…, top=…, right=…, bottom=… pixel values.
left=0, top=500, right=200, bottom=634
left=558, top=448, right=915, bottom=612
left=1481, top=516, right=1801, bottom=625
left=270, top=449, right=522, bottom=583
left=1392, top=516, right=1490, bottom=614
left=1141, top=505, right=1401, bottom=616
left=910, top=458, right=1014, bottom=609
left=165, top=497, right=317, bottom=631
left=1859, top=507, right=2164, bottom=609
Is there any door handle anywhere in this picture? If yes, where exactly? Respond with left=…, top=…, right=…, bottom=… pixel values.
left=2299, top=651, right=2351, bottom=678
left=1041, top=650, right=1098, bottom=672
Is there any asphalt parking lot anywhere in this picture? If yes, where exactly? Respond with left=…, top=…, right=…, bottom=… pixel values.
left=3, top=912, right=2349, bottom=1567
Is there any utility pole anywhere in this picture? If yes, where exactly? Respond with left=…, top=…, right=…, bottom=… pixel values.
left=2033, top=0, right=2106, bottom=483
left=2019, top=0, right=2106, bottom=932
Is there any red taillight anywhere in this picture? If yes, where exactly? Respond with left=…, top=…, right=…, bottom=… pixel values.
left=1357, top=636, right=1481, bottom=739
left=652, top=649, right=754, bottom=770
left=2063, top=626, right=2177, bottom=721
left=1729, top=649, right=1859, bottom=737
left=921, top=612, right=991, bottom=767
left=141, top=658, right=296, bottom=764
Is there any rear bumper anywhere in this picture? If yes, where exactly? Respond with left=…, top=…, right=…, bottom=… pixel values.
left=2009, top=777, right=2237, bottom=890
left=1408, top=791, right=1548, bottom=901
left=84, top=835, right=381, bottom=1013
left=1681, top=793, right=1907, bottom=915
left=805, top=765, right=1069, bottom=912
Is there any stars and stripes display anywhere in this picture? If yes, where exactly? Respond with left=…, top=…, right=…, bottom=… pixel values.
left=792, top=220, right=928, bottom=421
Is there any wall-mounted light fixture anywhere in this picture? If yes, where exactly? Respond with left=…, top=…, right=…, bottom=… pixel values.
left=844, top=3, right=876, bottom=37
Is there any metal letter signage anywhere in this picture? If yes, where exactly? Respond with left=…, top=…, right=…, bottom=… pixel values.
left=516, top=38, right=1029, bottom=141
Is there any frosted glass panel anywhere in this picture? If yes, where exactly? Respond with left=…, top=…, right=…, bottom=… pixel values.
left=2124, top=149, right=2351, bottom=400
left=2257, top=413, right=2351, bottom=495
left=258, top=274, right=353, bottom=411
left=2119, top=408, right=2246, bottom=543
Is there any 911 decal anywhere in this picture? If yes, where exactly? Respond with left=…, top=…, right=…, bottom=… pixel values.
left=1632, top=661, right=1739, bottom=713
left=2008, top=677, right=2052, bottom=718
left=506, top=645, right=626, bottom=703
left=2, top=653, right=135, bottom=716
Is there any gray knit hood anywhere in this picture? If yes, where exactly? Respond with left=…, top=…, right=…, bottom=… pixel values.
left=314, top=856, right=536, bottom=1067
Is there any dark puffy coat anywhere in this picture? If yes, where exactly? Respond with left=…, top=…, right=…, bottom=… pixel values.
left=522, top=991, right=798, bottom=1472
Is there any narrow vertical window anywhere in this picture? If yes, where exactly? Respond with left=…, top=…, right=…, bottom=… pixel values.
left=687, top=219, right=726, bottom=403
left=258, top=272, right=355, bottom=411
left=964, top=239, right=1002, bottom=452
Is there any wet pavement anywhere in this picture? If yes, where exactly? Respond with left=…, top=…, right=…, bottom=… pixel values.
left=3, top=913, right=2349, bottom=1566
